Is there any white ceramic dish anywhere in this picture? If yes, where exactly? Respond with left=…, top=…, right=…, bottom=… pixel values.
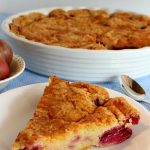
left=0, top=83, right=150, bottom=150
left=0, top=54, right=25, bottom=91
left=1, top=7, right=150, bottom=82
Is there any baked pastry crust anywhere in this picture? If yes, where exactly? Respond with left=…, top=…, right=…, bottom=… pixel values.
left=12, top=76, right=140, bottom=150
left=10, top=8, right=150, bottom=50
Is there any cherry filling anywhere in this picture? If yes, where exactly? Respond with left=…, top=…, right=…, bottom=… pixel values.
left=94, top=99, right=101, bottom=106
left=131, top=115, right=140, bottom=125
left=69, top=135, right=81, bottom=149
left=124, top=115, right=140, bottom=125
left=100, top=126, right=132, bottom=146
left=22, top=145, right=42, bottom=150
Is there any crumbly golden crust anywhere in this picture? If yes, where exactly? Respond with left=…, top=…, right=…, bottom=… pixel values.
left=10, top=8, right=150, bottom=50
left=104, top=97, right=140, bottom=118
left=104, top=97, right=140, bottom=125
left=12, top=76, right=140, bottom=150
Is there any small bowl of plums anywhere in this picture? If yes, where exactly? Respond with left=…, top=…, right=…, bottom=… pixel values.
left=0, top=39, right=25, bottom=91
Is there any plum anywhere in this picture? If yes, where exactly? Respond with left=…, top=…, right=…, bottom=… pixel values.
left=0, top=39, right=13, bottom=80
left=0, top=39, right=13, bottom=65
left=0, top=56, right=10, bottom=80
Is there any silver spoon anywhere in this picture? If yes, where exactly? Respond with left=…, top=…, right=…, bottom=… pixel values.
left=119, top=75, right=150, bottom=104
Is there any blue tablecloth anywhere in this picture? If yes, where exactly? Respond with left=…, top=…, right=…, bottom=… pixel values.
left=0, top=13, right=150, bottom=111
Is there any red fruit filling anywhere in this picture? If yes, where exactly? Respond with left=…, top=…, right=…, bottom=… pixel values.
left=94, top=99, right=100, bottom=106
left=69, top=135, right=81, bottom=149
left=100, top=126, right=132, bottom=146
left=22, top=145, right=42, bottom=150
left=131, top=115, right=140, bottom=125
left=125, top=115, right=140, bottom=125
left=71, top=135, right=81, bottom=143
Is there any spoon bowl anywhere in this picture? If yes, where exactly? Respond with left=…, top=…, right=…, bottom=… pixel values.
left=120, top=75, right=149, bottom=104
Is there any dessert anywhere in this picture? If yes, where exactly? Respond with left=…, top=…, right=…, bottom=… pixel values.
left=12, top=76, right=140, bottom=150
left=9, top=8, right=150, bottom=50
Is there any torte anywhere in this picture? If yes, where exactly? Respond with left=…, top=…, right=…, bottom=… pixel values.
left=12, top=76, right=140, bottom=150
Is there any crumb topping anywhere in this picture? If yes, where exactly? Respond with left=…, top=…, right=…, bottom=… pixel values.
left=9, top=9, right=150, bottom=50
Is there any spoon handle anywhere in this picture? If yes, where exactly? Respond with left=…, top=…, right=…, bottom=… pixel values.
left=136, top=99, right=150, bottom=105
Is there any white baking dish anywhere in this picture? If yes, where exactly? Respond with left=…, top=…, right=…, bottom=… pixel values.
left=1, top=7, right=150, bottom=82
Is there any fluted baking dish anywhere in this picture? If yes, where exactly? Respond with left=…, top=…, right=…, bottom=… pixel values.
left=2, top=7, right=150, bottom=82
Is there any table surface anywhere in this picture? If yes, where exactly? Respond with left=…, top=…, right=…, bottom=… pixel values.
left=0, top=13, right=150, bottom=111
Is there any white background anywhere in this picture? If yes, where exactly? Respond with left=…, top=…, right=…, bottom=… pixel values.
left=0, top=0, right=150, bottom=14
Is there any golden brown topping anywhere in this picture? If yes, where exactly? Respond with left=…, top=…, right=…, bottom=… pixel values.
left=10, top=9, right=150, bottom=50
left=104, top=97, right=140, bottom=118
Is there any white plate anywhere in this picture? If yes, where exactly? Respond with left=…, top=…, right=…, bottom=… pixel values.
left=0, top=83, right=150, bottom=150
